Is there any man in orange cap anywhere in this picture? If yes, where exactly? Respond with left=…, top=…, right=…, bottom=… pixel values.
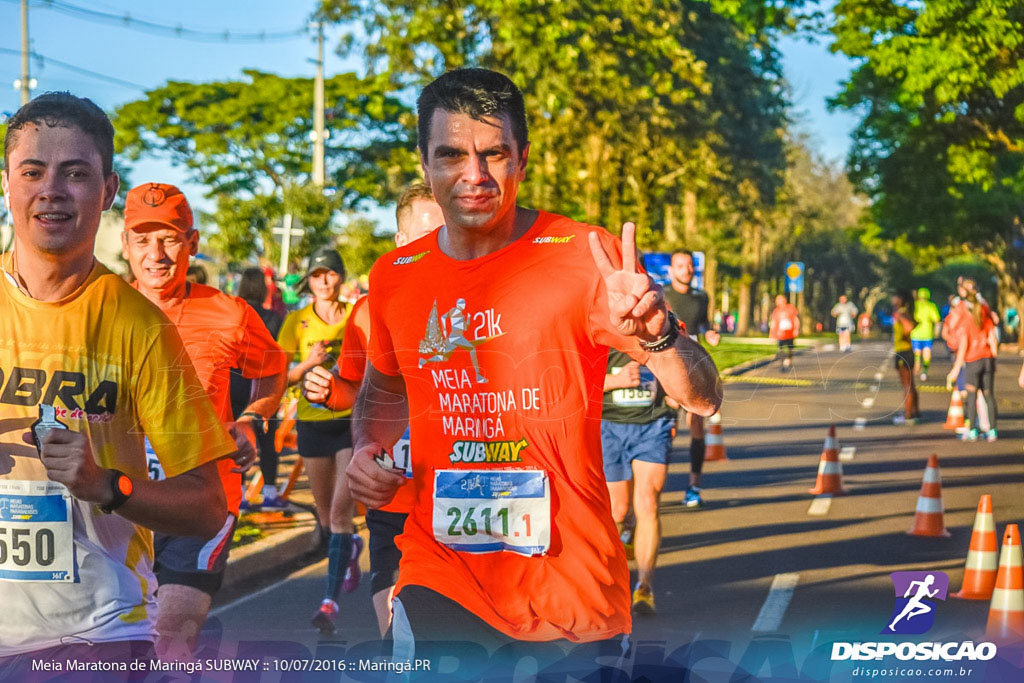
left=122, top=182, right=288, bottom=658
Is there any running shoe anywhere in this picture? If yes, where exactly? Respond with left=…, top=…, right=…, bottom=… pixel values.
left=986, top=429, right=997, bottom=442
left=919, top=372, right=928, bottom=382
left=312, top=599, right=338, bottom=633
left=260, top=494, right=289, bottom=510
left=632, top=584, right=655, bottom=615
left=892, top=414, right=906, bottom=426
left=341, top=535, right=364, bottom=593
left=960, top=429, right=979, bottom=442
left=683, top=486, right=704, bottom=508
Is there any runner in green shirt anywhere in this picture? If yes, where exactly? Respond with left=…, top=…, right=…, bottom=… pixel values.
left=911, top=287, right=941, bottom=381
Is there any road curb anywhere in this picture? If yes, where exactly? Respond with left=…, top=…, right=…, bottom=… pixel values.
left=722, top=340, right=821, bottom=377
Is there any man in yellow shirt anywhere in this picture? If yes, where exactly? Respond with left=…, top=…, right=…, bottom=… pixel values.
left=0, top=93, right=235, bottom=672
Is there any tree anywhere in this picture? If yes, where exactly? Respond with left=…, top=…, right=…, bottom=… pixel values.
left=831, top=0, right=1024, bottom=309
left=321, top=0, right=792, bottom=332
left=113, top=70, right=420, bottom=263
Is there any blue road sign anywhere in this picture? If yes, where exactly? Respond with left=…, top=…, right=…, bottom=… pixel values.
left=785, top=261, right=805, bottom=294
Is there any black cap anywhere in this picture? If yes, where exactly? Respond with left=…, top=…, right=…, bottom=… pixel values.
left=298, top=248, right=345, bottom=292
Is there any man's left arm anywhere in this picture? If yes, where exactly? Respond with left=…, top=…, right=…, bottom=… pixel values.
left=588, top=223, right=722, bottom=416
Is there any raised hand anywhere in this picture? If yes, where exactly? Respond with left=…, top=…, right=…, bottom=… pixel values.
left=588, top=221, right=668, bottom=342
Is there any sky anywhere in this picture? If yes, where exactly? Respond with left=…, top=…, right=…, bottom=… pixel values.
left=0, top=0, right=863, bottom=234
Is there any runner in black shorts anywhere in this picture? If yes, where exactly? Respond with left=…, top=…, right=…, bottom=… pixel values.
left=303, top=183, right=445, bottom=634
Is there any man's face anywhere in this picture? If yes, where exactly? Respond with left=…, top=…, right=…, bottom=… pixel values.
left=1, top=123, right=118, bottom=258
left=396, top=197, right=445, bottom=246
left=839, top=295, right=848, bottom=304
left=420, top=110, right=528, bottom=233
left=309, top=267, right=342, bottom=301
left=776, top=295, right=787, bottom=307
left=122, top=225, right=197, bottom=293
left=669, top=253, right=694, bottom=286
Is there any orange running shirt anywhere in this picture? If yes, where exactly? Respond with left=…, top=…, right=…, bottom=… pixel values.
left=770, top=303, right=799, bottom=340
left=366, top=211, right=650, bottom=642
left=335, top=295, right=415, bottom=515
left=134, top=283, right=288, bottom=513
left=956, top=302, right=996, bottom=363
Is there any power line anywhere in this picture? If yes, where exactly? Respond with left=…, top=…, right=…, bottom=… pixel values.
left=0, top=47, right=147, bottom=90
left=1, top=0, right=309, bottom=43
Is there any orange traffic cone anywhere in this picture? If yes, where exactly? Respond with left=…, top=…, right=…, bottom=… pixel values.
left=986, top=524, right=1024, bottom=641
left=943, top=391, right=965, bottom=430
left=907, top=454, right=950, bottom=537
left=953, top=495, right=999, bottom=599
left=809, top=425, right=847, bottom=495
left=704, top=412, right=728, bottom=462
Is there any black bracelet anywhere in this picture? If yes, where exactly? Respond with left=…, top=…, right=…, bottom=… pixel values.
left=640, top=311, right=681, bottom=353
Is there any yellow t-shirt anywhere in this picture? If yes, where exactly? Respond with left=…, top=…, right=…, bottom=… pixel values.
left=0, top=260, right=235, bottom=655
left=277, top=302, right=351, bottom=421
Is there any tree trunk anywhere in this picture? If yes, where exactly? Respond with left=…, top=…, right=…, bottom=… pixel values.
left=664, top=202, right=679, bottom=245
left=736, top=271, right=753, bottom=336
left=584, top=132, right=604, bottom=223
left=704, top=253, right=718, bottom=323
left=683, top=188, right=698, bottom=242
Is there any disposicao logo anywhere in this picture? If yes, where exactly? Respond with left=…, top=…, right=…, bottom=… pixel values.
left=883, top=571, right=948, bottom=635
left=830, top=570, right=997, bottom=663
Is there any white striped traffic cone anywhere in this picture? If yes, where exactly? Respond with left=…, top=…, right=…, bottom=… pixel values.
left=809, top=425, right=847, bottom=495
left=986, top=524, right=1024, bottom=641
left=704, top=412, right=728, bottom=461
left=907, top=454, right=950, bottom=537
left=953, top=494, right=998, bottom=600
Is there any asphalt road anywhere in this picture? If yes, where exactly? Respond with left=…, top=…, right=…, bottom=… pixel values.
left=200, top=340, right=1024, bottom=681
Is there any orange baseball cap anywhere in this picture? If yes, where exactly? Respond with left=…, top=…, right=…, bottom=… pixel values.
left=124, top=183, right=194, bottom=232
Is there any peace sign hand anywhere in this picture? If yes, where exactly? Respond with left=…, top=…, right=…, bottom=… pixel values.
left=588, top=222, right=669, bottom=342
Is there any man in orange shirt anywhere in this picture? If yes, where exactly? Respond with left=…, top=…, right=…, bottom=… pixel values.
left=344, top=69, right=722, bottom=656
left=769, top=294, right=800, bottom=371
left=304, top=183, right=444, bottom=634
left=122, top=183, right=288, bottom=658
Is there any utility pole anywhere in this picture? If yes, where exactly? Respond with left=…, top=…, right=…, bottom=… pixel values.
left=273, top=214, right=305, bottom=277
left=311, top=20, right=326, bottom=187
left=20, top=0, right=31, bottom=105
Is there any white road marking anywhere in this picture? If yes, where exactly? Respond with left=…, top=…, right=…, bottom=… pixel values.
left=807, top=496, right=832, bottom=516
left=861, top=397, right=875, bottom=407
left=752, top=573, right=800, bottom=632
left=874, top=372, right=883, bottom=381
left=210, top=557, right=328, bottom=617
left=839, top=446, right=856, bottom=462
left=854, top=418, right=867, bottom=430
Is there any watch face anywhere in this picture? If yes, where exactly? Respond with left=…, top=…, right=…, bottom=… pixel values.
left=117, top=475, right=133, bottom=497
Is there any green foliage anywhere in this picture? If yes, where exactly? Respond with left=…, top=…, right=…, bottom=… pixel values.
left=336, top=218, right=397, bottom=277
left=831, top=0, right=1024, bottom=304
left=113, top=70, right=420, bottom=262
left=320, top=0, right=789, bottom=247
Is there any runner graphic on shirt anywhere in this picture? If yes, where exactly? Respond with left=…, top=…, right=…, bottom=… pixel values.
left=418, top=297, right=502, bottom=383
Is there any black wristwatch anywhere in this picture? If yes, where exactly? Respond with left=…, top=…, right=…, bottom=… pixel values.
left=99, top=469, right=133, bottom=514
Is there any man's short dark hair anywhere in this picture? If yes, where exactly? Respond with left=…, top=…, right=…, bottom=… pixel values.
left=395, top=182, right=436, bottom=227
left=671, top=249, right=694, bottom=260
left=3, top=92, right=115, bottom=176
left=417, top=69, right=528, bottom=159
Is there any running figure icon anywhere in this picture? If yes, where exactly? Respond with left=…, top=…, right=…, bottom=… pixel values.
left=418, top=298, right=490, bottom=383
left=888, top=574, right=939, bottom=631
